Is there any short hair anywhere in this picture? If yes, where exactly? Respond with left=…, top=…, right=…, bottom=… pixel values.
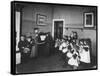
left=34, top=28, right=39, bottom=30
left=26, top=36, right=32, bottom=39
left=20, top=35, right=25, bottom=37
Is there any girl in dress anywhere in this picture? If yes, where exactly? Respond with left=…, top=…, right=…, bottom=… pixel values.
left=22, top=37, right=32, bottom=62
left=30, top=37, right=36, bottom=58
left=54, top=38, right=63, bottom=54
left=67, top=43, right=80, bottom=69
left=18, top=35, right=32, bottom=64
left=59, top=39, right=69, bottom=53
left=55, top=38, right=61, bottom=49
left=79, top=40, right=91, bottom=64
left=59, top=39, right=69, bottom=67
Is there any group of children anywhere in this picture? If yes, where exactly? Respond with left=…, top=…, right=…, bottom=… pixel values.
left=18, top=32, right=52, bottom=64
left=55, top=32, right=91, bottom=69
left=18, top=31, right=91, bottom=69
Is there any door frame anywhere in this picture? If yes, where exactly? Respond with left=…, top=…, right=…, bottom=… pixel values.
left=16, top=11, right=21, bottom=51
left=16, top=11, right=22, bottom=64
left=52, top=19, right=65, bottom=39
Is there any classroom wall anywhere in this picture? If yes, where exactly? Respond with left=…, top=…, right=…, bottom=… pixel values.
left=21, top=4, right=53, bottom=37
left=53, top=5, right=97, bottom=56
left=21, top=4, right=97, bottom=57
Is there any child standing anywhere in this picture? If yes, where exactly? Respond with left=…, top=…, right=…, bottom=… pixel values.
left=67, top=43, right=80, bottom=69
left=18, top=35, right=27, bottom=64
left=25, top=37, right=32, bottom=59
left=79, top=40, right=91, bottom=64
left=59, top=39, right=69, bottom=67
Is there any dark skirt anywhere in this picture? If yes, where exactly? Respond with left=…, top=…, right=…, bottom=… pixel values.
left=38, top=43, right=50, bottom=57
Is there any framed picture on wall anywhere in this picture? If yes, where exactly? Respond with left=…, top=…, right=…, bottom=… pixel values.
left=84, top=12, right=94, bottom=28
left=36, top=14, right=47, bottom=25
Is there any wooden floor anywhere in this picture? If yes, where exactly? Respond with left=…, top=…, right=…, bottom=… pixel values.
left=16, top=51, right=96, bottom=74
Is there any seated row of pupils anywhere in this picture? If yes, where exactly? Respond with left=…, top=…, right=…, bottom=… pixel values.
left=54, top=32, right=91, bottom=69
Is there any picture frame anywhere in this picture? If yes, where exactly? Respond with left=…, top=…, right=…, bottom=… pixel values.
left=11, top=1, right=98, bottom=75
left=84, top=12, right=94, bottom=28
left=36, top=14, right=47, bottom=25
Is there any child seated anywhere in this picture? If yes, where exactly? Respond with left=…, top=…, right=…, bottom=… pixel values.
left=25, top=37, right=32, bottom=54
left=21, top=37, right=32, bottom=62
